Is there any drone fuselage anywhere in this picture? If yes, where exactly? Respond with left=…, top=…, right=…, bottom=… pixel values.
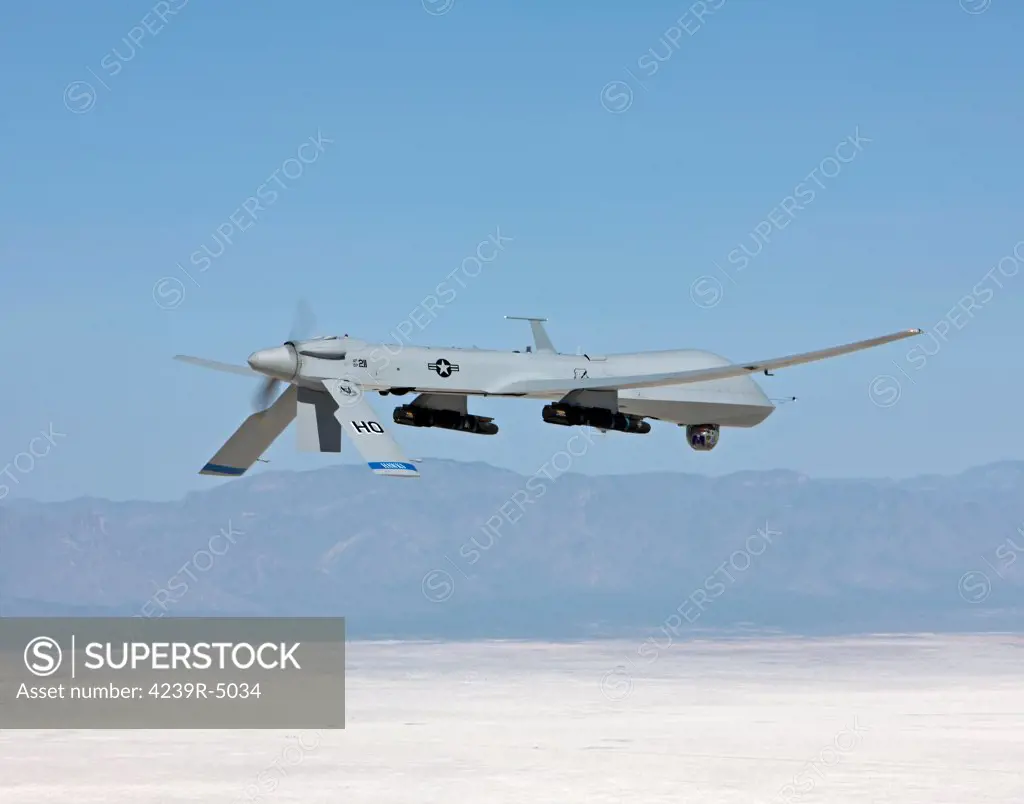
left=179, top=322, right=920, bottom=478
left=249, top=336, right=775, bottom=428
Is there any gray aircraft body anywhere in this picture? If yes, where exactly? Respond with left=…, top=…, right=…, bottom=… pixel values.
left=175, top=316, right=921, bottom=478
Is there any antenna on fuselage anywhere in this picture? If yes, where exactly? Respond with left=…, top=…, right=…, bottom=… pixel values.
left=505, top=316, right=556, bottom=353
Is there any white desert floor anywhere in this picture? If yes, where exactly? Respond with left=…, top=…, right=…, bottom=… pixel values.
left=2, top=634, right=1023, bottom=803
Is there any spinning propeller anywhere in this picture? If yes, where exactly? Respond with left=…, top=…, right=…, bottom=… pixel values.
left=172, top=301, right=320, bottom=412
left=251, top=300, right=318, bottom=411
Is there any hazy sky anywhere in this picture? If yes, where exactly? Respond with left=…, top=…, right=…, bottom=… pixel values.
left=1, top=0, right=1021, bottom=501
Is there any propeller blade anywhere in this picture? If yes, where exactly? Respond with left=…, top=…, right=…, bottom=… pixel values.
left=289, top=299, right=318, bottom=342
left=174, top=355, right=259, bottom=377
left=253, top=377, right=280, bottom=411
left=181, top=302, right=316, bottom=412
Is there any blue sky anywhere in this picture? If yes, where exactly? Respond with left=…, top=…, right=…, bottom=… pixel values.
left=1, top=0, right=1022, bottom=502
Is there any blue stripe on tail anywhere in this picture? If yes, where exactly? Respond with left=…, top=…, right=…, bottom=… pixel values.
left=202, top=462, right=246, bottom=476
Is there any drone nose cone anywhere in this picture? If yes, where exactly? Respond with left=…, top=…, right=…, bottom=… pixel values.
left=247, top=346, right=296, bottom=378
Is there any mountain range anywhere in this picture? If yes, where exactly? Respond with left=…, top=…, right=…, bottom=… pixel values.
left=2, top=460, right=1022, bottom=637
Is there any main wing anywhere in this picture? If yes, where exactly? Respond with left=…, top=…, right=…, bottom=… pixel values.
left=495, top=328, right=922, bottom=395
left=321, top=379, right=420, bottom=478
